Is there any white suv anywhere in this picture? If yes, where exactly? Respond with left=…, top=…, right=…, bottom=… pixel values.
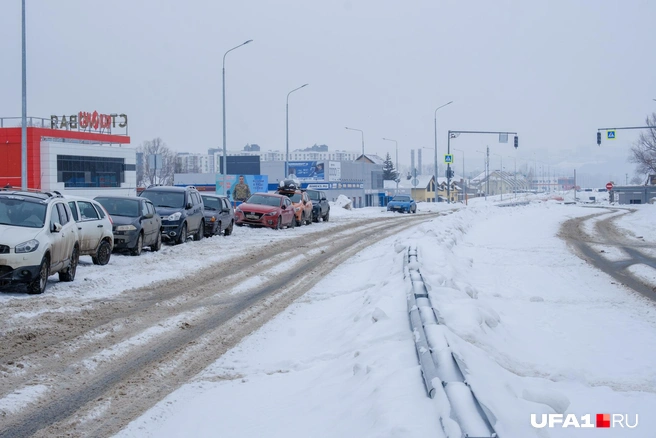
left=0, top=190, right=80, bottom=294
left=66, top=196, right=114, bottom=265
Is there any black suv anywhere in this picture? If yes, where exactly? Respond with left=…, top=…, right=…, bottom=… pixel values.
left=306, top=189, right=330, bottom=222
left=139, top=186, right=204, bottom=244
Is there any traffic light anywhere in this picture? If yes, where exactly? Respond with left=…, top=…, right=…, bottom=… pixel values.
left=597, top=131, right=601, bottom=145
left=514, top=136, right=519, bottom=149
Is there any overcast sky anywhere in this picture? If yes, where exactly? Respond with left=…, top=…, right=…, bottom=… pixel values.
left=1, top=0, right=654, bottom=182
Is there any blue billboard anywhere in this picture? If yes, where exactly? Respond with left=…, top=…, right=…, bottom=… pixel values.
left=288, top=161, right=325, bottom=180
left=215, top=174, right=268, bottom=200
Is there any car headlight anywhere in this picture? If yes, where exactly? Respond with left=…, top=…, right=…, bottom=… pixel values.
left=116, top=225, right=137, bottom=232
left=264, top=211, right=277, bottom=216
left=166, top=212, right=182, bottom=221
left=210, top=216, right=216, bottom=222
left=15, top=239, right=39, bottom=253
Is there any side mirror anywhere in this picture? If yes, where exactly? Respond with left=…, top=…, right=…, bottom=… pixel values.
left=321, top=197, right=327, bottom=201
left=302, top=200, right=307, bottom=205
left=143, top=213, right=154, bottom=219
left=186, top=202, right=193, bottom=209
left=51, top=222, right=62, bottom=233
left=281, top=205, right=287, bottom=210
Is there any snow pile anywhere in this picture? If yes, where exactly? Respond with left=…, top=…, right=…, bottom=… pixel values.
left=332, top=194, right=352, bottom=210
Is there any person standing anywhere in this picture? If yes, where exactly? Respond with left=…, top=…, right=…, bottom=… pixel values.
left=232, top=175, right=251, bottom=205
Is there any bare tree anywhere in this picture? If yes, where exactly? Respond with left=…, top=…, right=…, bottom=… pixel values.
left=629, top=113, right=656, bottom=176
left=137, top=138, right=177, bottom=187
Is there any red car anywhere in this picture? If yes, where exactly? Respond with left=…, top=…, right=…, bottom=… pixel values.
left=235, top=193, right=296, bottom=229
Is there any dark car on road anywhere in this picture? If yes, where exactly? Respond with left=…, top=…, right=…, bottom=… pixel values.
left=139, top=186, right=205, bottom=244
left=235, top=193, right=295, bottom=229
left=95, top=196, right=162, bottom=255
left=306, top=189, right=330, bottom=222
left=201, top=194, right=234, bottom=237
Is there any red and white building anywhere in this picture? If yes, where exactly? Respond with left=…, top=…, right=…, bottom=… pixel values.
left=0, top=113, right=135, bottom=197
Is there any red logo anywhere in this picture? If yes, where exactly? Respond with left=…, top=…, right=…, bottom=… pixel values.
left=597, top=413, right=611, bottom=428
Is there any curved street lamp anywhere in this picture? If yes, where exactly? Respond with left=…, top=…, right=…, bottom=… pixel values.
left=285, top=83, right=309, bottom=178
left=345, top=127, right=365, bottom=156
left=221, top=39, right=253, bottom=195
left=434, top=101, right=453, bottom=202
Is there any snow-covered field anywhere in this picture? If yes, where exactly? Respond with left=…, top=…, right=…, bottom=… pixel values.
left=114, top=198, right=656, bottom=438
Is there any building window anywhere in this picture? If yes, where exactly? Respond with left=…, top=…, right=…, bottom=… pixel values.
left=57, top=155, right=129, bottom=188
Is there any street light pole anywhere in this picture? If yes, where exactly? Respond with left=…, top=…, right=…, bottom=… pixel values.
left=346, top=127, right=365, bottom=156
left=285, top=83, right=309, bottom=178
left=21, top=0, right=27, bottom=190
left=346, top=127, right=365, bottom=207
left=434, top=101, right=453, bottom=202
left=221, top=39, right=252, bottom=194
left=453, top=148, right=465, bottom=204
left=382, top=137, right=398, bottom=193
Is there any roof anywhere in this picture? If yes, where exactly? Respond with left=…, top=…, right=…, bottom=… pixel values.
left=355, top=154, right=385, bottom=165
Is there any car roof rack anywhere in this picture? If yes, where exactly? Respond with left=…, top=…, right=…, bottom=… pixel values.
left=0, top=186, right=63, bottom=198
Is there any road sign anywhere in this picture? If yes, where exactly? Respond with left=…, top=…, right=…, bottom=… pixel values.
left=444, top=154, right=453, bottom=164
left=411, top=178, right=419, bottom=187
left=607, top=130, right=616, bottom=140
left=606, top=182, right=614, bottom=190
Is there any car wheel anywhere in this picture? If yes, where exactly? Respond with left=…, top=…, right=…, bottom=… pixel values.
left=151, top=231, right=162, bottom=252
left=59, top=245, right=79, bottom=282
left=224, top=220, right=233, bottom=236
left=412, top=207, right=416, bottom=213
left=275, top=216, right=282, bottom=230
left=323, top=211, right=330, bottom=222
left=131, top=233, right=143, bottom=256
left=305, top=212, right=312, bottom=225
left=28, top=255, right=49, bottom=295
left=236, top=222, right=244, bottom=227
left=296, top=214, right=302, bottom=227
left=193, top=220, right=204, bottom=241
left=176, top=223, right=187, bottom=244
left=92, top=240, right=112, bottom=265
left=312, top=215, right=319, bottom=223
left=289, top=215, right=296, bottom=229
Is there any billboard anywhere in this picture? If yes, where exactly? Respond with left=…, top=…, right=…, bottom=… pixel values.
left=288, top=161, right=325, bottom=180
left=328, top=161, right=341, bottom=181
left=215, top=174, right=268, bottom=200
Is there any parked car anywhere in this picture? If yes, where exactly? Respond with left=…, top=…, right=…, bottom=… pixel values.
left=66, top=196, right=114, bottom=265
left=0, top=189, right=80, bottom=294
left=139, top=185, right=205, bottom=244
left=200, top=194, right=234, bottom=237
left=234, top=193, right=295, bottom=229
left=277, top=188, right=313, bottom=226
left=387, top=195, right=417, bottom=213
left=306, top=189, right=330, bottom=222
left=95, top=196, right=162, bottom=255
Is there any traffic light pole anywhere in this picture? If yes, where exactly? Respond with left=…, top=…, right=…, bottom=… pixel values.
left=447, top=130, right=518, bottom=204
left=597, top=126, right=656, bottom=145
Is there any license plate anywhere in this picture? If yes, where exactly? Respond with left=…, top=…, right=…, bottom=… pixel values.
left=247, top=214, right=258, bottom=219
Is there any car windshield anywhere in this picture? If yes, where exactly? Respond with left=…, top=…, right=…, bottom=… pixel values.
left=307, top=191, right=320, bottom=201
left=282, top=192, right=302, bottom=203
left=202, top=196, right=222, bottom=210
left=246, top=195, right=281, bottom=207
left=96, top=197, right=140, bottom=217
left=140, top=191, right=185, bottom=208
left=0, top=197, right=47, bottom=228
left=392, top=196, right=411, bottom=202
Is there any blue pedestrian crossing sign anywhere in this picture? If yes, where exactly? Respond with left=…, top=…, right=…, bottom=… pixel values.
left=444, top=154, right=453, bottom=164
left=607, top=130, right=616, bottom=140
